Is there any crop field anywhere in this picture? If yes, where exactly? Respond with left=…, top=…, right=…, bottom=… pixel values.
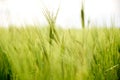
left=0, top=26, right=120, bottom=80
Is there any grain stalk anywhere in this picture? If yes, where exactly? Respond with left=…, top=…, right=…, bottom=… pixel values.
left=105, top=64, right=119, bottom=72
left=41, top=4, right=60, bottom=79
left=81, top=0, right=85, bottom=29
left=41, top=3, right=60, bottom=45
left=80, top=0, right=85, bottom=48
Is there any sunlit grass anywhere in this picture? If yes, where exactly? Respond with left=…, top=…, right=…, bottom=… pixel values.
left=0, top=1, right=120, bottom=80
left=0, top=26, right=120, bottom=80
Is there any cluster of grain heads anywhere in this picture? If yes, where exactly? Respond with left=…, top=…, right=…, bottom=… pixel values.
left=89, top=28, right=120, bottom=80
left=0, top=26, right=120, bottom=80
left=41, top=4, right=60, bottom=45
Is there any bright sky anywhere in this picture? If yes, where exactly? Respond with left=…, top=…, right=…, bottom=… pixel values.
left=0, top=0, right=120, bottom=28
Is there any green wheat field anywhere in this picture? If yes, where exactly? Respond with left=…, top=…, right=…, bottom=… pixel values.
left=0, top=2, right=120, bottom=79
left=0, top=26, right=120, bottom=80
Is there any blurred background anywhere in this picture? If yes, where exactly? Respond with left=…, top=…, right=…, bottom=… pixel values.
left=0, top=0, right=120, bottom=28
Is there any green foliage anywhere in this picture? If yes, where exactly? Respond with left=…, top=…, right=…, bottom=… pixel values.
left=0, top=27, right=120, bottom=80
